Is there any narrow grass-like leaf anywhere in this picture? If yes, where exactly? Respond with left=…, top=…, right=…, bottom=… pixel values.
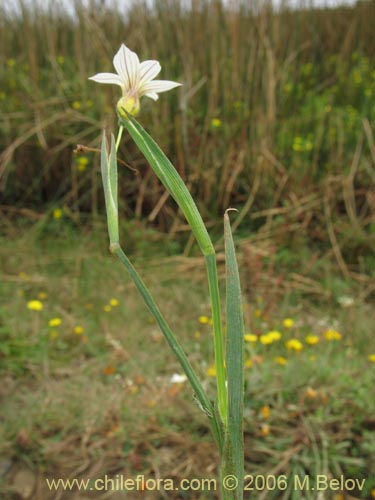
left=120, top=115, right=213, bottom=256
left=100, top=132, right=119, bottom=247
left=108, top=133, right=118, bottom=213
left=222, top=210, right=244, bottom=499
left=120, top=114, right=227, bottom=423
left=112, top=245, right=223, bottom=452
left=206, top=253, right=227, bottom=423
left=101, top=129, right=223, bottom=450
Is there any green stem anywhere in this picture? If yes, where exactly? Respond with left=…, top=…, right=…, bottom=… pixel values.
left=115, top=125, right=124, bottom=151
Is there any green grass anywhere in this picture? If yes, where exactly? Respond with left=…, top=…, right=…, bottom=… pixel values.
left=1, top=223, right=374, bottom=499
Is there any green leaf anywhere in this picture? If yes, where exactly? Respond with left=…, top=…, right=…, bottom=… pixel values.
left=108, top=133, right=118, bottom=213
left=112, top=245, right=223, bottom=452
left=100, top=127, right=224, bottom=450
left=120, top=115, right=213, bottom=256
left=100, top=132, right=119, bottom=247
left=120, top=114, right=227, bottom=423
left=223, top=209, right=244, bottom=499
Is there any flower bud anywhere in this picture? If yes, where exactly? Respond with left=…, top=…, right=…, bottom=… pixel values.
left=117, top=95, right=140, bottom=118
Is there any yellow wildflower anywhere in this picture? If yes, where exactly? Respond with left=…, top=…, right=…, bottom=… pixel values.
left=206, top=365, right=216, bottom=377
left=48, top=318, right=62, bottom=327
left=72, top=101, right=81, bottom=110
left=260, top=405, right=270, bottom=419
left=244, top=333, right=258, bottom=343
left=283, top=318, right=294, bottom=328
left=285, top=339, right=303, bottom=351
left=53, top=208, right=63, bottom=219
left=324, top=329, right=342, bottom=341
left=245, top=359, right=252, bottom=368
left=267, top=330, right=282, bottom=341
left=371, top=488, right=375, bottom=499
left=211, top=118, right=222, bottom=128
left=77, top=157, right=89, bottom=172
left=110, top=298, right=119, bottom=307
left=260, top=334, right=273, bottom=345
left=74, top=326, right=84, bottom=335
left=103, top=305, right=112, bottom=312
left=198, top=315, right=209, bottom=324
left=274, top=356, right=288, bottom=366
left=254, top=309, right=262, bottom=318
left=305, top=334, right=319, bottom=345
left=368, top=354, right=375, bottom=363
left=27, top=300, right=43, bottom=311
left=37, top=291, right=48, bottom=300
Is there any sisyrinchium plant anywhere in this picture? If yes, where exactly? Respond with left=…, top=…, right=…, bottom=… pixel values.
left=89, top=43, right=245, bottom=500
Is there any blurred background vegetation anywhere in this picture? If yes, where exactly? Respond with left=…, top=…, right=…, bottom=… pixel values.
left=1, top=1, right=375, bottom=498
left=1, top=0, right=374, bottom=280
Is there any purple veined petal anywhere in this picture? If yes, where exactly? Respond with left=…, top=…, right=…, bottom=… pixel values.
left=144, top=92, right=159, bottom=101
left=141, top=80, right=182, bottom=95
left=88, top=73, right=124, bottom=87
left=113, top=44, right=140, bottom=90
left=139, top=60, right=161, bottom=86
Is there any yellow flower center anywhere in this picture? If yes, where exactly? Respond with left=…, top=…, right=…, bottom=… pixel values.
left=117, top=93, right=140, bottom=118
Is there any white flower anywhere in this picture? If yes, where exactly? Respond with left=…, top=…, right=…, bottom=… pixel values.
left=89, top=43, right=181, bottom=116
left=170, top=373, right=187, bottom=384
left=337, top=296, right=354, bottom=308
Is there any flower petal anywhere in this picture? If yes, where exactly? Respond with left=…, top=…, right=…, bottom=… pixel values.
left=113, top=44, right=140, bottom=89
left=139, top=60, right=161, bottom=86
left=145, top=92, right=159, bottom=101
left=140, top=80, right=181, bottom=96
left=88, top=73, right=124, bottom=87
